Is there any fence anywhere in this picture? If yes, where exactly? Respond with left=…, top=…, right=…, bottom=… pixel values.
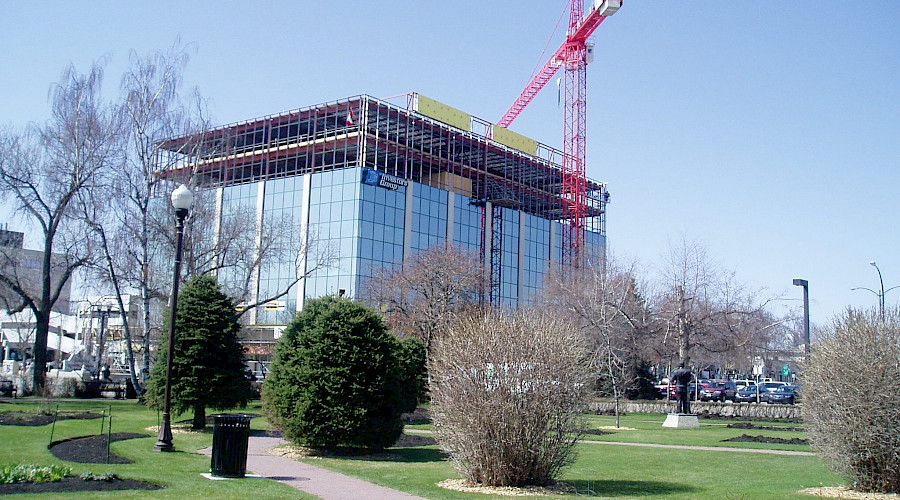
left=589, top=399, right=800, bottom=420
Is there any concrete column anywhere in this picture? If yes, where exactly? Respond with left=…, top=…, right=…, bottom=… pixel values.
left=296, top=173, right=312, bottom=311
left=403, top=182, right=414, bottom=262
left=518, top=211, right=526, bottom=307
left=446, top=192, right=455, bottom=245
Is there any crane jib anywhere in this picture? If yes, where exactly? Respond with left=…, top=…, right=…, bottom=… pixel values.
left=497, top=0, right=620, bottom=127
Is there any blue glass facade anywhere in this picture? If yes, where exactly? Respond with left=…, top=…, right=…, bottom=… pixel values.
left=257, top=176, right=304, bottom=325
left=358, top=169, right=406, bottom=276
left=410, top=184, right=448, bottom=252
left=305, top=168, right=361, bottom=300
left=452, top=192, right=482, bottom=254
left=499, top=208, right=519, bottom=306
left=216, top=165, right=605, bottom=326
left=521, top=213, right=551, bottom=305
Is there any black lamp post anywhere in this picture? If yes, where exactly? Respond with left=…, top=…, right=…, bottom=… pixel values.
left=792, top=279, right=810, bottom=357
left=154, top=184, right=193, bottom=452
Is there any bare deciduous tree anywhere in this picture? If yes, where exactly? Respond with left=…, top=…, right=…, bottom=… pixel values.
left=429, top=309, right=591, bottom=487
left=0, top=63, right=118, bottom=393
left=543, top=255, right=650, bottom=426
left=803, top=307, right=900, bottom=494
left=361, top=245, right=485, bottom=354
left=654, top=236, right=777, bottom=369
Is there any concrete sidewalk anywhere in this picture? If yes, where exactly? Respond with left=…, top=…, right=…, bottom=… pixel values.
left=202, top=434, right=428, bottom=500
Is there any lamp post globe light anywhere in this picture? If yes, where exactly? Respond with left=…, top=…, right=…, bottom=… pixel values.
left=154, top=184, right=193, bottom=452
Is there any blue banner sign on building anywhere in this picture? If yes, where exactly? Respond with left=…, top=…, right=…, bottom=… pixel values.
left=362, top=168, right=408, bottom=191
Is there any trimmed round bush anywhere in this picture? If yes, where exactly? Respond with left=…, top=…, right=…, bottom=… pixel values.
left=429, top=310, right=592, bottom=487
left=262, top=296, right=404, bottom=451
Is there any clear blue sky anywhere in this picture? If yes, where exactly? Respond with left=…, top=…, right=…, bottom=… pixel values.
left=3, top=1, right=898, bottom=327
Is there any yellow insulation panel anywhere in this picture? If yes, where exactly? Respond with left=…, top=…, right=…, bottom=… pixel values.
left=416, top=94, right=471, bottom=132
left=492, top=125, right=538, bottom=155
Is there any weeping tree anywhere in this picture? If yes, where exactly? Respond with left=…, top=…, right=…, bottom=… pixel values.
left=0, top=63, right=119, bottom=394
left=146, top=275, right=251, bottom=429
left=653, top=236, right=778, bottom=369
left=110, top=42, right=199, bottom=392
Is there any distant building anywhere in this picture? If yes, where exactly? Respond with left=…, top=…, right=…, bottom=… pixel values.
left=0, top=226, right=75, bottom=368
left=72, top=295, right=143, bottom=376
left=0, top=228, right=24, bottom=249
left=0, top=227, right=72, bottom=315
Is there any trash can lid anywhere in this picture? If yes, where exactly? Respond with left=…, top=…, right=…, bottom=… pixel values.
left=212, top=413, right=254, bottom=424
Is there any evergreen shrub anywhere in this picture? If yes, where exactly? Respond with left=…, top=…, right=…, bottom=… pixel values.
left=146, top=275, right=251, bottom=429
left=263, top=296, right=405, bottom=450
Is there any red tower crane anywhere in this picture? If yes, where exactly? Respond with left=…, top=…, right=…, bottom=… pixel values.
left=498, top=0, right=621, bottom=266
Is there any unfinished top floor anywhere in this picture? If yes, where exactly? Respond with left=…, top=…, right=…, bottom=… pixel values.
left=157, top=93, right=608, bottom=228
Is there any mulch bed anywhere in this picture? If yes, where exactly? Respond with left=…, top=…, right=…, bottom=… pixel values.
left=3, top=432, right=165, bottom=494
left=727, top=422, right=804, bottom=432
left=0, top=476, right=163, bottom=495
left=49, top=433, right=151, bottom=464
left=0, top=411, right=102, bottom=427
left=724, top=433, right=808, bottom=445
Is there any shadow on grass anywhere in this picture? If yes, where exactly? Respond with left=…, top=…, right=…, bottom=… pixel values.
left=387, top=447, right=448, bottom=463
left=322, top=446, right=448, bottom=464
left=563, top=479, right=698, bottom=497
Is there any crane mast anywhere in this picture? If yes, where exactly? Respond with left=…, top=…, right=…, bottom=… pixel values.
left=498, top=0, right=620, bottom=266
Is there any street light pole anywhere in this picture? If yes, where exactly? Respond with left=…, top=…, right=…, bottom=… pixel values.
left=852, top=261, right=899, bottom=323
left=154, top=184, right=193, bottom=452
left=870, top=261, right=885, bottom=321
left=792, top=279, right=809, bottom=357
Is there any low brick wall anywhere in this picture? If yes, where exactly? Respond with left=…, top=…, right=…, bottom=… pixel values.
left=589, top=399, right=800, bottom=420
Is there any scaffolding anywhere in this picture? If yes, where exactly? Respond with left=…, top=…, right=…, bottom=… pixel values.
left=158, top=93, right=609, bottom=301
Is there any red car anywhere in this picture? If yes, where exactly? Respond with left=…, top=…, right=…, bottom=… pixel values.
left=658, top=379, right=709, bottom=400
left=699, top=380, right=736, bottom=402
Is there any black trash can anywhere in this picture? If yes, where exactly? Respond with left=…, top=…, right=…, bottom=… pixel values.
left=210, top=414, right=252, bottom=478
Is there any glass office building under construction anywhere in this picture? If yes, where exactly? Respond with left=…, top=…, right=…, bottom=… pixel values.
left=158, top=93, right=609, bottom=350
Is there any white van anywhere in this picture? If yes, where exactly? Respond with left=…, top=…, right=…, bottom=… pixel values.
left=734, top=379, right=756, bottom=391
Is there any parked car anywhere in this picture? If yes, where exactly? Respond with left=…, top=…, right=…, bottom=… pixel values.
left=734, top=385, right=763, bottom=403
left=758, top=381, right=787, bottom=393
left=766, top=385, right=800, bottom=404
left=654, top=378, right=672, bottom=399
left=699, top=380, right=736, bottom=402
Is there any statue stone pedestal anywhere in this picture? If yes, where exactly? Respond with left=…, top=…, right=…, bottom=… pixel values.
left=662, top=413, right=699, bottom=428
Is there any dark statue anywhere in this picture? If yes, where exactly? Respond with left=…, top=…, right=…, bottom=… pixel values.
left=670, top=362, right=693, bottom=415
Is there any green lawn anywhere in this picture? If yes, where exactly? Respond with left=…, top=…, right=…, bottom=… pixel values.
left=581, top=413, right=813, bottom=452
left=304, top=411, right=844, bottom=499
left=0, top=399, right=845, bottom=499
